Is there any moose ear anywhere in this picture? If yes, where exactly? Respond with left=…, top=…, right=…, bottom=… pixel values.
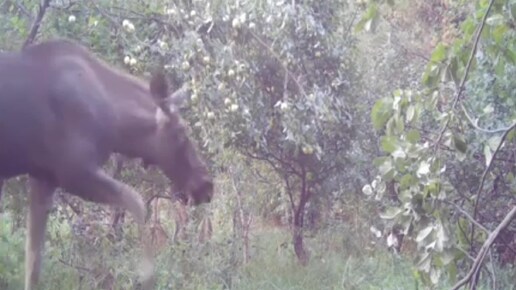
left=149, top=71, right=169, bottom=101
left=149, top=71, right=174, bottom=116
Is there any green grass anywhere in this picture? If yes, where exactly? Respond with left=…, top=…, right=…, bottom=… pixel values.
left=1, top=217, right=515, bottom=290
left=231, top=228, right=420, bottom=290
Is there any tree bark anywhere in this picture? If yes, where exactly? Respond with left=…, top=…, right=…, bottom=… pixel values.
left=290, top=168, right=311, bottom=266
left=230, top=171, right=253, bottom=264
left=293, top=218, right=308, bottom=266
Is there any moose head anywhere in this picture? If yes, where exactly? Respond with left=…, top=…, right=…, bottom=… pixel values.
left=147, top=72, right=214, bottom=205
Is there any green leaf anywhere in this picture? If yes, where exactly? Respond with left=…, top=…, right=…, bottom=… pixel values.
left=355, top=4, right=378, bottom=32
left=485, top=14, right=504, bottom=26
left=430, top=268, right=441, bottom=285
left=504, top=49, right=516, bottom=64
left=506, top=172, right=514, bottom=183
left=452, top=135, right=467, bottom=153
left=400, top=174, right=416, bottom=189
left=435, top=220, right=449, bottom=250
left=416, top=251, right=432, bottom=272
left=447, top=57, right=460, bottom=87
left=511, top=2, right=516, bottom=21
left=394, top=113, right=405, bottom=133
left=488, top=135, right=502, bottom=149
left=417, top=161, right=431, bottom=177
left=373, top=157, right=389, bottom=167
left=483, top=144, right=493, bottom=167
left=362, top=184, right=373, bottom=196
left=416, top=225, right=434, bottom=243
left=378, top=160, right=395, bottom=180
left=392, top=148, right=406, bottom=159
left=431, top=43, right=447, bottom=63
left=479, top=0, right=490, bottom=9
left=380, top=207, right=403, bottom=219
left=364, top=19, right=374, bottom=32
left=371, top=99, right=392, bottom=130
left=406, top=129, right=421, bottom=144
left=507, top=128, right=516, bottom=141
left=482, top=104, right=494, bottom=114
left=456, top=218, right=470, bottom=246
left=385, top=117, right=396, bottom=135
left=406, top=105, right=415, bottom=123
left=380, top=136, right=398, bottom=153
left=461, top=18, right=476, bottom=36
left=492, top=24, right=508, bottom=44
left=448, top=262, right=458, bottom=284
left=441, top=248, right=456, bottom=265
left=422, top=64, right=440, bottom=87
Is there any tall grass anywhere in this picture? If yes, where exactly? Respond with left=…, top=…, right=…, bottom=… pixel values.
left=1, top=214, right=514, bottom=290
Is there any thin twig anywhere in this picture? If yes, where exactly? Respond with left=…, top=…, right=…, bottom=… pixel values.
left=444, top=200, right=489, bottom=234
left=145, top=194, right=172, bottom=206
left=88, top=0, right=118, bottom=26
left=60, top=193, right=82, bottom=215
left=460, top=102, right=516, bottom=133
left=58, top=258, right=95, bottom=274
left=450, top=206, right=516, bottom=290
left=433, top=0, right=495, bottom=148
left=248, top=30, right=308, bottom=98
left=470, top=122, right=516, bottom=245
left=456, top=245, right=476, bottom=262
left=22, top=0, right=52, bottom=49
left=488, top=250, right=496, bottom=290
left=87, top=0, right=149, bottom=49
left=12, top=0, right=33, bottom=20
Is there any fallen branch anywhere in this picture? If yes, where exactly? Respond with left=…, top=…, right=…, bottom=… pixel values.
left=145, top=193, right=172, bottom=207
left=450, top=206, right=516, bottom=290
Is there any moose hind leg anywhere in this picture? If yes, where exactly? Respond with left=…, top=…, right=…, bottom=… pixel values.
left=25, top=177, right=55, bottom=290
left=61, top=168, right=155, bottom=288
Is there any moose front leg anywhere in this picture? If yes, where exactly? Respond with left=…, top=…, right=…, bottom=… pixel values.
left=25, top=177, right=55, bottom=290
left=0, top=178, right=4, bottom=205
left=60, top=167, right=155, bottom=289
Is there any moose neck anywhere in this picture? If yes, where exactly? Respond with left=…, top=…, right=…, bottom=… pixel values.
left=87, top=59, right=162, bottom=164
left=109, top=85, right=161, bottom=164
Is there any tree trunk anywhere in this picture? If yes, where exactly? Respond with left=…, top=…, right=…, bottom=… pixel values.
left=293, top=216, right=308, bottom=265
left=290, top=169, right=311, bottom=266
left=230, top=172, right=253, bottom=264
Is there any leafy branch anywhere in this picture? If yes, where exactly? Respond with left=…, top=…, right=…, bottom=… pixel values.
left=433, top=0, right=496, bottom=148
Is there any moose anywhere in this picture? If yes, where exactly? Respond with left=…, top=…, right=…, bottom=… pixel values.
left=0, top=39, right=214, bottom=290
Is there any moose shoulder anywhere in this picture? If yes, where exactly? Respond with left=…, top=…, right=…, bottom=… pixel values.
left=0, top=39, right=213, bottom=290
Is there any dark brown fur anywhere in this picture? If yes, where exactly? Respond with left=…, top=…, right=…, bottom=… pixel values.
left=0, top=39, right=213, bottom=289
